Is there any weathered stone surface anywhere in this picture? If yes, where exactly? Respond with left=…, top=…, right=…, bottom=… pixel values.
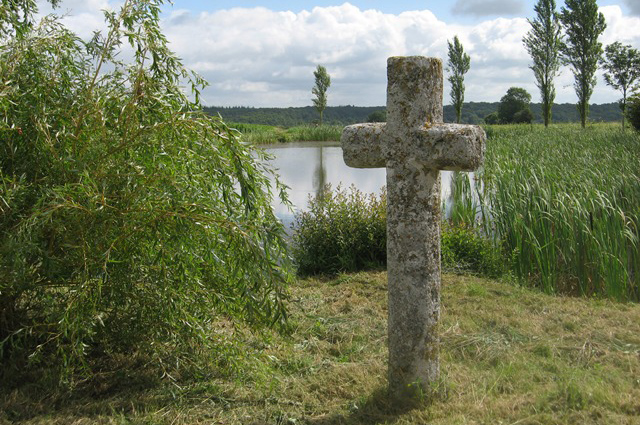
left=341, top=123, right=386, bottom=168
left=341, top=56, right=486, bottom=398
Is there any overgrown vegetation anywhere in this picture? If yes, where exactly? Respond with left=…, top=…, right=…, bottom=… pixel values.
left=479, top=124, right=640, bottom=301
left=441, top=222, right=505, bottom=279
left=292, top=185, right=387, bottom=276
left=0, top=0, right=292, bottom=386
left=290, top=124, right=640, bottom=302
left=2, top=272, right=638, bottom=424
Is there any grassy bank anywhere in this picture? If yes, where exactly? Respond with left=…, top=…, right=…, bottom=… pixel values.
left=230, top=123, right=343, bottom=144
left=2, top=271, right=639, bottom=424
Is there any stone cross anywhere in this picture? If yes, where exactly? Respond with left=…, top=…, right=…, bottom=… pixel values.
left=341, top=56, right=485, bottom=397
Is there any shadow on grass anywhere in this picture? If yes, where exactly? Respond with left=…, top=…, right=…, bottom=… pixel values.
left=0, top=364, right=169, bottom=423
left=307, top=386, right=433, bottom=425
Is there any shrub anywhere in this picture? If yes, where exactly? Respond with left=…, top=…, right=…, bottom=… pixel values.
left=292, top=185, right=505, bottom=278
left=514, top=108, right=534, bottom=124
left=292, top=185, right=386, bottom=275
left=0, top=1, right=292, bottom=385
left=367, top=110, right=387, bottom=123
left=626, top=92, right=640, bottom=131
left=441, top=222, right=505, bottom=278
left=484, top=112, right=499, bottom=125
left=498, top=87, right=533, bottom=124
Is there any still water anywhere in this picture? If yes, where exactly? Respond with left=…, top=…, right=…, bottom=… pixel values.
left=261, top=142, right=459, bottom=230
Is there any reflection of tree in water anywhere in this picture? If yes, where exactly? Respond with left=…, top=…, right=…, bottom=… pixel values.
left=312, top=146, right=327, bottom=200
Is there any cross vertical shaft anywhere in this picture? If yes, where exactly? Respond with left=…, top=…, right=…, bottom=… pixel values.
left=385, top=57, right=443, bottom=396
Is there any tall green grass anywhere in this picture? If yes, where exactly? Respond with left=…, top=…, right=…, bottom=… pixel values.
left=478, top=124, right=640, bottom=301
left=286, top=125, right=342, bottom=142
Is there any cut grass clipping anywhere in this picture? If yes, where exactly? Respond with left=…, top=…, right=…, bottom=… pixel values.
left=2, top=272, right=638, bottom=424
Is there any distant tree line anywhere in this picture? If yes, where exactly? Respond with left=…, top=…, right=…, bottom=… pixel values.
left=204, top=103, right=622, bottom=127
left=205, top=105, right=384, bottom=127
left=446, top=0, right=640, bottom=130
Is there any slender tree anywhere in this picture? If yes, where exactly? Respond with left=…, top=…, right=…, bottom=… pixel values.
left=523, top=0, right=562, bottom=127
left=559, top=0, right=607, bottom=128
left=447, top=35, right=471, bottom=124
left=312, top=65, right=331, bottom=125
left=600, top=42, right=640, bottom=130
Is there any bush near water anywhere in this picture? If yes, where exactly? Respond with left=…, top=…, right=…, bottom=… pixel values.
left=291, top=185, right=504, bottom=278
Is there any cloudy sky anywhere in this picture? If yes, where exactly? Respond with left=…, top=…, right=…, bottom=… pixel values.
left=38, top=0, right=640, bottom=107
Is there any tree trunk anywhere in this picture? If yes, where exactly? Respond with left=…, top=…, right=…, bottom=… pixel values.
left=622, top=92, right=627, bottom=131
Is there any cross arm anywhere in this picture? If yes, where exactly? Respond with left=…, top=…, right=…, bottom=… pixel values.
left=341, top=123, right=386, bottom=168
left=412, top=123, right=485, bottom=171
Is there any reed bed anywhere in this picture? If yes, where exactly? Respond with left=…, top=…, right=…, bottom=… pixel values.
left=286, top=124, right=343, bottom=142
left=231, top=123, right=343, bottom=144
left=475, top=124, right=640, bottom=301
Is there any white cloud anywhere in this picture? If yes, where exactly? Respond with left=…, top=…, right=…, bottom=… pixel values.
left=34, top=1, right=632, bottom=107
left=162, top=4, right=538, bottom=107
left=600, top=5, right=640, bottom=46
left=452, top=0, right=525, bottom=17
left=37, top=0, right=116, bottom=38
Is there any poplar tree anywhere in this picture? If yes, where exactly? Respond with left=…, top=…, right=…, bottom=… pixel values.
left=600, top=42, right=640, bottom=130
left=312, top=65, right=331, bottom=125
left=559, top=0, right=607, bottom=128
left=523, top=0, right=562, bottom=127
left=447, top=35, right=471, bottom=124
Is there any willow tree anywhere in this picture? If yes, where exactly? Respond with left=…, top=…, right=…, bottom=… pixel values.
left=559, top=0, right=607, bottom=128
left=0, top=0, right=292, bottom=384
left=447, top=36, right=471, bottom=124
left=523, top=0, right=562, bottom=127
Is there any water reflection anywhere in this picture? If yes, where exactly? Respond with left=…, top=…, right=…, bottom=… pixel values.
left=261, top=142, right=463, bottom=229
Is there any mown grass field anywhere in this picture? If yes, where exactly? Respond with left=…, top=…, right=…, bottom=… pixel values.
left=2, top=272, right=638, bottom=424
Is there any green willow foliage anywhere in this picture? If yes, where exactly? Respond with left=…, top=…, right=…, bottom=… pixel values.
left=0, top=0, right=292, bottom=383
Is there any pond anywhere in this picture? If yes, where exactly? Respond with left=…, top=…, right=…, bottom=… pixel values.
left=260, top=142, right=469, bottom=231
